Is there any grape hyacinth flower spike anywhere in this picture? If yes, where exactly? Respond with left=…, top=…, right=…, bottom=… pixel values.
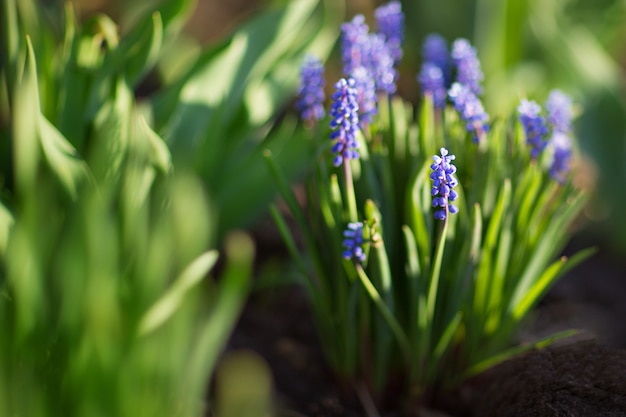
left=549, top=132, right=572, bottom=184
left=375, top=0, right=404, bottom=64
left=297, top=55, right=325, bottom=125
left=342, top=222, right=367, bottom=263
left=330, top=78, right=360, bottom=167
left=351, top=66, right=377, bottom=127
left=546, top=89, right=573, bottom=134
left=518, top=99, right=548, bottom=159
left=451, top=38, right=484, bottom=96
left=418, top=63, right=447, bottom=109
left=423, top=33, right=449, bottom=83
left=367, top=33, right=397, bottom=95
left=341, top=14, right=370, bottom=76
left=545, top=90, right=574, bottom=182
left=430, top=148, right=459, bottom=220
left=448, top=82, right=489, bottom=143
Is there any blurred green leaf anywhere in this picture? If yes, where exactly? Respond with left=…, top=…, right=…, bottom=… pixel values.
left=0, top=202, right=13, bottom=256
left=139, top=250, right=219, bottom=336
left=13, top=36, right=40, bottom=196
left=39, top=115, right=90, bottom=199
left=183, top=232, right=253, bottom=413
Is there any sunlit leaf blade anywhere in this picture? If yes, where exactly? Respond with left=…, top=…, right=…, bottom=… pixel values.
left=512, top=247, right=597, bottom=320
left=183, top=232, right=253, bottom=412
left=39, top=115, right=89, bottom=198
left=138, top=250, right=219, bottom=336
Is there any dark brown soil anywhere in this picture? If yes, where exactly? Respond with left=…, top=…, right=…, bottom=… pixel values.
left=226, top=286, right=366, bottom=417
left=472, top=340, right=626, bottom=417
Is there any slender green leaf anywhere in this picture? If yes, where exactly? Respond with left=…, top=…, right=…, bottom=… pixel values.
left=138, top=250, right=219, bottom=335
left=38, top=115, right=90, bottom=198
left=183, top=232, right=253, bottom=416
left=512, top=247, right=596, bottom=319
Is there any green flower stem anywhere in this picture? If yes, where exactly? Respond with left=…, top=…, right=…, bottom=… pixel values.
left=426, top=210, right=449, bottom=353
left=355, top=263, right=411, bottom=368
left=343, top=160, right=359, bottom=223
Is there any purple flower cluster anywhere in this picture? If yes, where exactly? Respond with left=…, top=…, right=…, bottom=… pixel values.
left=430, top=148, right=459, bottom=220
left=418, top=35, right=487, bottom=120
left=451, top=38, right=484, bottom=96
left=367, top=34, right=397, bottom=95
left=329, top=78, right=360, bottom=167
left=448, top=82, right=489, bottom=143
left=351, top=66, right=377, bottom=126
left=549, top=132, right=572, bottom=184
left=418, top=34, right=449, bottom=109
left=297, top=55, right=325, bottom=124
left=341, top=14, right=398, bottom=96
left=342, top=222, right=367, bottom=263
left=422, top=34, right=450, bottom=80
left=418, top=63, right=447, bottom=109
left=518, top=99, right=549, bottom=159
left=546, top=89, right=573, bottom=134
left=341, top=15, right=370, bottom=76
left=546, top=90, right=574, bottom=183
left=375, top=1, right=404, bottom=64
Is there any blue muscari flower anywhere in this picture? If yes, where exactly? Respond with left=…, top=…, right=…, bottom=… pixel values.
left=342, top=222, right=367, bottom=263
left=430, top=148, right=459, bottom=220
left=422, top=33, right=450, bottom=84
left=448, top=82, right=489, bottom=143
left=341, top=15, right=396, bottom=96
left=549, top=132, right=572, bottom=184
left=330, top=78, right=360, bottom=167
left=518, top=99, right=549, bottom=159
left=351, top=66, right=377, bottom=126
left=367, top=33, right=397, bottom=95
left=451, top=38, right=484, bottom=96
left=297, top=55, right=325, bottom=124
left=375, top=1, right=404, bottom=64
left=545, top=89, right=573, bottom=133
left=341, top=14, right=370, bottom=76
left=545, top=91, right=574, bottom=183
left=418, top=62, right=447, bottom=109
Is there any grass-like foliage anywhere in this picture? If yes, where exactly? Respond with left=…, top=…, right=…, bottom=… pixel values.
left=266, top=2, right=594, bottom=402
left=0, top=0, right=342, bottom=414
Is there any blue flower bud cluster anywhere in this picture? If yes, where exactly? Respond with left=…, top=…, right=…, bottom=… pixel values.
left=518, top=99, right=549, bottom=159
left=375, top=1, right=404, bottom=64
left=448, top=82, right=489, bottom=143
left=546, top=90, right=573, bottom=134
left=515, top=91, right=576, bottom=182
left=417, top=35, right=489, bottom=138
left=549, top=132, right=572, bottom=184
left=546, top=90, right=574, bottom=183
left=418, top=63, right=447, bottom=109
left=351, top=66, right=378, bottom=126
left=329, top=78, right=360, bottom=167
left=341, top=15, right=370, bottom=77
left=342, top=222, right=367, bottom=263
left=422, top=34, right=450, bottom=81
left=418, top=34, right=449, bottom=109
left=297, top=55, right=325, bottom=124
left=430, top=148, right=459, bottom=220
left=367, top=34, right=397, bottom=95
left=341, top=17, right=398, bottom=95
left=451, top=39, right=484, bottom=96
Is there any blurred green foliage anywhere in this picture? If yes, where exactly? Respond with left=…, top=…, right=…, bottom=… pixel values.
left=0, top=0, right=344, bottom=414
